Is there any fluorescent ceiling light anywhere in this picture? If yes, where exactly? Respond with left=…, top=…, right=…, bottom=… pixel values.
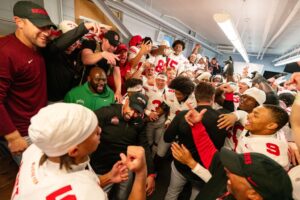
left=274, top=55, right=300, bottom=66
left=214, top=13, right=249, bottom=63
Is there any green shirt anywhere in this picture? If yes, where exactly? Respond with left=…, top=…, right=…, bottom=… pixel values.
left=64, top=82, right=115, bottom=111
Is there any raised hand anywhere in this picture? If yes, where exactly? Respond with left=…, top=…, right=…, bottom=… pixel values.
left=120, top=146, right=147, bottom=173
left=217, top=113, right=237, bottom=130
left=101, top=51, right=119, bottom=65
left=184, top=103, right=207, bottom=126
left=171, top=142, right=197, bottom=169
left=108, top=161, right=129, bottom=183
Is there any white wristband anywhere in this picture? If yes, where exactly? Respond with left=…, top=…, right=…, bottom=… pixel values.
left=191, top=163, right=212, bottom=183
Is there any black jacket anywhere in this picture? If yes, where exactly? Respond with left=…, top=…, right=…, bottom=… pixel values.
left=91, top=104, right=154, bottom=175
left=42, top=23, right=89, bottom=101
left=164, top=105, right=228, bottom=188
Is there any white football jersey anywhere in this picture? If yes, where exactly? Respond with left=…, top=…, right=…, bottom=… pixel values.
left=154, top=55, right=167, bottom=73
left=224, top=123, right=245, bottom=151
left=184, top=63, right=200, bottom=73
left=236, top=132, right=290, bottom=170
left=144, top=85, right=165, bottom=112
left=166, top=53, right=188, bottom=75
left=164, top=92, right=197, bottom=122
left=12, top=145, right=107, bottom=200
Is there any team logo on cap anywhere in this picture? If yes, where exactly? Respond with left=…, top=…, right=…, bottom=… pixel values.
left=137, top=97, right=146, bottom=105
left=31, top=8, right=48, bottom=16
left=115, top=35, right=119, bottom=41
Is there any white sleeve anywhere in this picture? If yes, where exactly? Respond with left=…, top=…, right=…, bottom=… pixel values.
left=234, top=110, right=248, bottom=126
left=128, top=46, right=139, bottom=60
left=191, top=163, right=212, bottom=183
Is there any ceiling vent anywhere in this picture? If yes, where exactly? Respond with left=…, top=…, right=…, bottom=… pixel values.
left=217, top=44, right=235, bottom=52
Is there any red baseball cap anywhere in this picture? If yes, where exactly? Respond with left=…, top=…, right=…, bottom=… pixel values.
left=116, top=43, right=128, bottom=53
left=129, top=35, right=143, bottom=47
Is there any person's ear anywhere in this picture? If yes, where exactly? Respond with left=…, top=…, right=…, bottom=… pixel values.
left=266, top=122, right=278, bottom=130
left=68, top=146, right=79, bottom=158
left=246, top=188, right=263, bottom=200
left=14, top=17, right=24, bottom=29
left=87, top=76, right=91, bottom=82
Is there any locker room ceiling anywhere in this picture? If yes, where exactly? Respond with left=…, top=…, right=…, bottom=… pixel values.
left=131, top=0, right=300, bottom=57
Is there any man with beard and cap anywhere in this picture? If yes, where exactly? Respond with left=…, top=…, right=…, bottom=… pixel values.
left=81, top=30, right=123, bottom=103
left=91, top=93, right=156, bottom=199
left=64, top=66, right=115, bottom=111
left=11, top=103, right=148, bottom=200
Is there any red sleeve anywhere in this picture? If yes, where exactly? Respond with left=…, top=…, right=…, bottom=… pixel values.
left=224, top=92, right=234, bottom=101
left=0, top=51, right=17, bottom=135
left=191, top=122, right=217, bottom=169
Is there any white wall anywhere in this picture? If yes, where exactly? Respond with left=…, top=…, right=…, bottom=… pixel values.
left=62, top=0, right=75, bottom=21
left=0, top=0, right=43, bottom=35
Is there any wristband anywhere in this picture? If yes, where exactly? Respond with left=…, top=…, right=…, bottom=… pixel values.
left=148, top=173, right=157, bottom=179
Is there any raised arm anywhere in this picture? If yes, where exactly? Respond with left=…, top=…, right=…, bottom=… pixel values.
left=289, top=72, right=300, bottom=149
left=121, top=146, right=147, bottom=200
left=185, top=104, right=217, bottom=170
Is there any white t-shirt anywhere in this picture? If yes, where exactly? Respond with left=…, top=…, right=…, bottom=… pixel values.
left=12, top=145, right=107, bottom=200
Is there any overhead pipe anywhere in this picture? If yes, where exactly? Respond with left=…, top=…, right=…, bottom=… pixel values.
left=256, top=0, right=279, bottom=59
left=259, top=0, right=300, bottom=60
left=109, top=0, right=221, bottom=54
left=91, top=0, right=132, bottom=39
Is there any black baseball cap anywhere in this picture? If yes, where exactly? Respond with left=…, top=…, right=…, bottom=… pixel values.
left=103, top=30, right=120, bottom=47
left=129, top=93, right=148, bottom=114
left=13, top=1, right=56, bottom=28
left=220, top=148, right=293, bottom=200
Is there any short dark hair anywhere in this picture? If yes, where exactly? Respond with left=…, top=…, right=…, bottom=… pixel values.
left=214, top=87, right=224, bottom=106
left=264, top=92, right=279, bottom=106
left=263, top=104, right=289, bottom=131
left=169, top=76, right=194, bottom=97
left=125, top=78, right=143, bottom=90
left=195, top=82, right=215, bottom=102
left=172, top=40, right=185, bottom=50
left=279, top=93, right=295, bottom=107
left=142, top=37, right=152, bottom=44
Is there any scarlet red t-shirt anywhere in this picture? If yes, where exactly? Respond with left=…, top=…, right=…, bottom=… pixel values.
left=0, top=34, right=47, bottom=136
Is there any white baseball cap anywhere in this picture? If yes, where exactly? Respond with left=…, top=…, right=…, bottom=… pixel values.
left=29, top=103, right=98, bottom=157
left=58, top=20, right=78, bottom=33
left=243, top=87, right=266, bottom=105
left=160, top=40, right=170, bottom=47
left=196, top=72, right=211, bottom=81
